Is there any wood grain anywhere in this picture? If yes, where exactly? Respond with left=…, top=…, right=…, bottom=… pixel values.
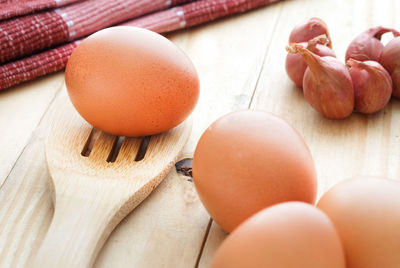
left=0, top=4, right=282, bottom=266
left=252, top=0, right=400, bottom=195
left=198, top=0, right=400, bottom=266
left=96, top=4, right=283, bottom=267
left=0, top=73, right=64, bottom=186
left=0, top=0, right=399, bottom=267
left=32, top=89, right=191, bottom=267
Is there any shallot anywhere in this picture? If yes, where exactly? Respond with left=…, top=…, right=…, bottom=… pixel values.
left=289, top=18, right=332, bottom=48
left=380, top=36, right=400, bottom=98
left=347, top=59, right=392, bottom=114
left=345, top=26, right=399, bottom=62
left=286, top=35, right=336, bottom=87
left=286, top=44, right=354, bottom=119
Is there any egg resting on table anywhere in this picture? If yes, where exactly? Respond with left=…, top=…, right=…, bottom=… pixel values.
left=211, top=202, right=346, bottom=268
left=193, top=110, right=317, bottom=232
left=318, top=176, right=400, bottom=268
left=65, top=26, right=199, bottom=137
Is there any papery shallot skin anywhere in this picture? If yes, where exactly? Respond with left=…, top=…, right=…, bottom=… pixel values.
left=345, top=26, right=399, bottom=62
left=286, top=41, right=335, bottom=88
left=348, top=60, right=392, bottom=114
left=380, top=36, right=400, bottom=98
left=286, top=44, right=354, bottom=119
left=289, top=18, right=332, bottom=48
left=303, top=56, right=354, bottom=119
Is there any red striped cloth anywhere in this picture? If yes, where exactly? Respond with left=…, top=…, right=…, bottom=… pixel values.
left=0, top=0, right=83, bottom=21
left=126, top=0, right=280, bottom=33
left=0, top=12, right=69, bottom=63
left=0, top=0, right=281, bottom=90
left=0, top=41, right=78, bottom=90
left=0, top=0, right=193, bottom=64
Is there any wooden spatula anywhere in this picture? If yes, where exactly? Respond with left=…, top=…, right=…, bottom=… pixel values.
left=33, top=89, right=192, bottom=268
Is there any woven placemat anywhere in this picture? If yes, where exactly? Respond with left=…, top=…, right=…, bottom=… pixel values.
left=0, top=0, right=281, bottom=90
left=0, top=0, right=83, bottom=21
left=0, top=0, right=193, bottom=64
left=127, top=0, right=280, bottom=33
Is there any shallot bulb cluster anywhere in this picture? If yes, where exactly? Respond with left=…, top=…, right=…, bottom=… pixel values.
left=285, top=19, right=399, bottom=119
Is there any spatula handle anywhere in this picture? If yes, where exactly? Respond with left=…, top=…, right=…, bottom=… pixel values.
left=33, top=186, right=122, bottom=268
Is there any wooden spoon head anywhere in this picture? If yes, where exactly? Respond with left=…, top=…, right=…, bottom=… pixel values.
left=45, top=88, right=192, bottom=205
left=34, top=87, right=192, bottom=268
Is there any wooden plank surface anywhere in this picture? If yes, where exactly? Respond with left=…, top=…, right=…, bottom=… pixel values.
left=0, top=73, right=64, bottom=186
left=0, top=0, right=399, bottom=267
left=198, top=0, right=400, bottom=266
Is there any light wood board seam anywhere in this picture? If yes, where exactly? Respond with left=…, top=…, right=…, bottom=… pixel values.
left=194, top=218, right=212, bottom=268
left=195, top=4, right=284, bottom=266
left=0, top=83, right=64, bottom=192
left=247, top=3, right=284, bottom=109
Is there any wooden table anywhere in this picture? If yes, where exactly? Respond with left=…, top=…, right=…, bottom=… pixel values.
left=0, top=0, right=399, bottom=267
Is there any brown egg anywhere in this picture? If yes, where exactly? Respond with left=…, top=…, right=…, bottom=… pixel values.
left=193, top=110, right=317, bottom=232
left=65, top=26, right=199, bottom=137
left=211, top=202, right=346, bottom=268
left=317, top=176, right=400, bottom=268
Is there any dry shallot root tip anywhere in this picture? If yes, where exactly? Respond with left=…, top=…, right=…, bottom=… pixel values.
left=289, top=18, right=332, bottom=48
left=286, top=44, right=321, bottom=70
left=285, top=43, right=309, bottom=87
left=175, top=158, right=193, bottom=180
left=307, top=34, right=330, bottom=49
left=345, top=26, right=400, bottom=62
left=290, top=45, right=354, bottom=119
left=380, top=36, right=400, bottom=98
left=286, top=43, right=303, bottom=54
left=285, top=42, right=335, bottom=88
left=306, top=35, right=335, bottom=57
left=347, top=59, right=392, bottom=114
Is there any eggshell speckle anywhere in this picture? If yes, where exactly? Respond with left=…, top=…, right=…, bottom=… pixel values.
left=317, top=176, right=400, bottom=268
left=211, top=202, right=346, bottom=268
left=65, top=26, right=199, bottom=137
left=193, top=110, right=317, bottom=232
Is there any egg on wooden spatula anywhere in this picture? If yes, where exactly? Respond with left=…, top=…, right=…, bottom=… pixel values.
left=65, top=26, right=199, bottom=137
left=33, top=27, right=198, bottom=267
